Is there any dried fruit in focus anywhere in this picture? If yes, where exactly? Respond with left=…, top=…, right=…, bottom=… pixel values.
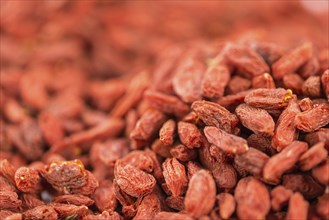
left=177, top=122, right=202, bottom=149
left=295, top=103, right=329, bottom=132
left=14, top=167, right=42, bottom=193
left=263, top=141, right=308, bottom=184
left=114, top=164, right=156, bottom=198
left=272, top=98, right=300, bottom=152
left=244, top=88, right=293, bottom=110
left=130, top=109, right=166, bottom=149
left=134, top=192, right=161, bottom=220
left=162, top=158, right=188, bottom=197
left=42, top=160, right=97, bottom=195
left=204, top=126, right=248, bottom=155
left=235, top=103, right=274, bottom=136
left=192, top=100, right=239, bottom=134
left=159, top=119, right=176, bottom=146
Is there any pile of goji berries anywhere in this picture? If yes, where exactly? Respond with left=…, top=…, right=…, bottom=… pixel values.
left=1, top=1, right=328, bottom=220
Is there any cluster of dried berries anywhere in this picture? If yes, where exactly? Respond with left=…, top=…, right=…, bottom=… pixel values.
left=1, top=38, right=328, bottom=219
left=1, top=1, right=329, bottom=220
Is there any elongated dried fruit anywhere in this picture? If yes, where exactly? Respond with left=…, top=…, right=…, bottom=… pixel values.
left=263, top=141, right=308, bottom=184
left=217, top=193, right=236, bottom=219
left=134, top=192, right=161, bottom=220
left=272, top=98, right=300, bottom=152
left=204, top=126, right=248, bottom=155
left=294, top=103, right=329, bottom=132
left=185, top=170, right=216, bottom=218
left=224, top=44, right=269, bottom=78
left=286, top=192, right=309, bottom=220
left=234, top=147, right=269, bottom=176
left=192, top=100, right=239, bottom=134
left=144, top=90, right=190, bottom=118
left=159, top=119, right=176, bottom=146
left=130, top=109, right=166, bottom=149
left=173, top=55, right=205, bottom=103
left=272, top=42, right=313, bottom=80
left=299, top=142, right=327, bottom=171
left=244, top=88, right=293, bottom=110
left=201, top=64, right=230, bottom=99
left=53, top=194, right=94, bottom=207
left=177, top=122, right=202, bottom=149
left=114, top=164, right=156, bottom=198
left=235, top=103, right=274, bottom=136
left=52, top=118, right=124, bottom=153
left=162, top=158, right=188, bottom=197
left=234, top=177, right=270, bottom=220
